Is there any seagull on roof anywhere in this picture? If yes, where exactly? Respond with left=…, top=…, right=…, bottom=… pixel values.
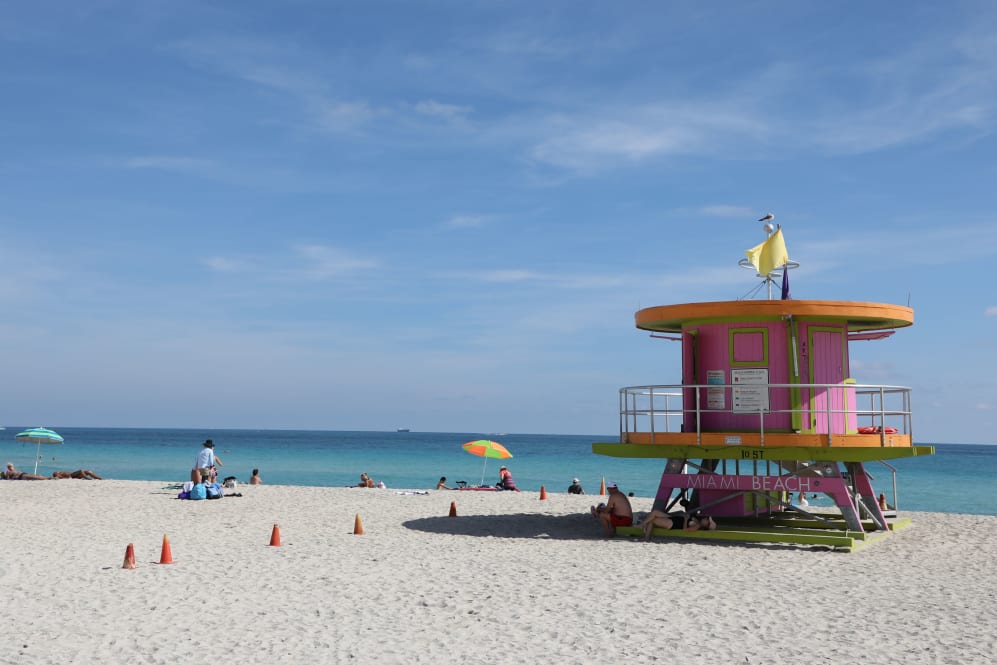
left=758, top=212, right=775, bottom=222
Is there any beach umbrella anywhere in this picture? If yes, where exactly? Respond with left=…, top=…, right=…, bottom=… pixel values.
left=15, top=427, right=64, bottom=474
left=462, top=439, right=513, bottom=486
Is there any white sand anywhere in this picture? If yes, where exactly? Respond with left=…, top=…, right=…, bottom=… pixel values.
left=2, top=479, right=994, bottom=664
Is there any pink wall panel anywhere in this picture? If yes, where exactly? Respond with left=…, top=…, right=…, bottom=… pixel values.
left=691, top=321, right=792, bottom=432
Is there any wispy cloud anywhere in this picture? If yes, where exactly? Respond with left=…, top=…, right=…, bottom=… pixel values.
left=292, top=244, right=379, bottom=280
left=125, top=156, right=215, bottom=173
left=699, top=205, right=756, bottom=218
left=444, top=214, right=490, bottom=229
left=527, top=105, right=762, bottom=173
left=986, top=306, right=997, bottom=317
left=203, top=256, right=253, bottom=273
left=415, top=100, right=472, bottom=122
left=201, top=245, right=379, bottom=283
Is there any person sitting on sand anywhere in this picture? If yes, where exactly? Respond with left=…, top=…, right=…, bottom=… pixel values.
left=436, top=476, right=452, bottom=490
left=641, top=509, right=717, bottom=540
left=3, top=462, right=49, bottom=480
left=496, top=466, right=520, bottom=491
left=357, top=472, right=375, bottom=488
left=591, top=482, right=633, bottom=536
left=567, top=477, right=585, bottom=494
left=52, top=469, right=103, bottom=480
left=249, top=468, right=262, bottom=485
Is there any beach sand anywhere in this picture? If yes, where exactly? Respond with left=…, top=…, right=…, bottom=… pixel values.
left=2, top=479, right=994, bottom=664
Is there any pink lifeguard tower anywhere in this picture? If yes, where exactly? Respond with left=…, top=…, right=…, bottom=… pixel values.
left=593, top=220, right=934, bottom=550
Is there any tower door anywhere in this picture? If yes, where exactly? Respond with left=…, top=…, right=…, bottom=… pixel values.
left=809, top=329, right=846, bottom=434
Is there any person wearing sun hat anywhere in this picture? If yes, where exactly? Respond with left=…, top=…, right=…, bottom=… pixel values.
left=191, top=439, right=223, bottom=483
left=590, top=481, right=632, bottom=536
left=567, top=477, right=585, bottom=494
left=496, top=466, right=519, bottom=491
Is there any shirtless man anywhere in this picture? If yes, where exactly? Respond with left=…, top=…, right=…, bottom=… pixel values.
left=3, top=462, right=48, bottom=480
left=591, top=482, right=633, bottom=537
left=51, top=469, right=103, bottom=479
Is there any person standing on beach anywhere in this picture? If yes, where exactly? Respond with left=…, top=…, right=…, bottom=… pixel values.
left=192, top=440, right=223, bottom=483
left=591, top=482, right=633, bottom=536
left=567, top=477, right=585, bottom=494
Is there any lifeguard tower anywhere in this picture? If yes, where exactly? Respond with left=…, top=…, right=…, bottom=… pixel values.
left=593, top=219, right=934, bottom=550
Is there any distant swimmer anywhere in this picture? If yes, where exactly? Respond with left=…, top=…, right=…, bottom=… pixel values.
left=758, top=212, right=775, bottom=222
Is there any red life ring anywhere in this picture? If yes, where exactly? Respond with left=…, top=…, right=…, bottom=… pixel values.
left=857, top=426, right=899, bottom=435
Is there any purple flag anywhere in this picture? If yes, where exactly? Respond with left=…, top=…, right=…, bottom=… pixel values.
left=780, top=264, right=791, bottom=300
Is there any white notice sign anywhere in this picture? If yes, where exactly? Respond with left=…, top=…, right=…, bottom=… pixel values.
left=707, top=370, right=725, bottom=409
left=732, top=368, right=769, bottom=413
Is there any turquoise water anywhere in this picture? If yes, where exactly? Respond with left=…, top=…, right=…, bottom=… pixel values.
left=5, top=427, right=993, bottom=516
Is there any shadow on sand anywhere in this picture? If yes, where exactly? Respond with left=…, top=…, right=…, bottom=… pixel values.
left=403, top=512, right=601, bottom=541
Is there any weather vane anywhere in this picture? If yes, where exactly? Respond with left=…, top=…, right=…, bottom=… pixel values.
left=738, top=212, right=799, bottom=299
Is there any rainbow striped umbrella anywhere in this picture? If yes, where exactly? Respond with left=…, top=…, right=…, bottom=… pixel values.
left=462, top=439, right=512, bottom=486
left=15, top=427, right=64, bottom=474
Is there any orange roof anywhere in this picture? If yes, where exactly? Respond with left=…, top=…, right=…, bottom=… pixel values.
left=635, top=300, right=913, bottom=333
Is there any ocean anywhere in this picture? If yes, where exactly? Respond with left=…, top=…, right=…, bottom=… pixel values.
left=5, top=426, right=993, bottom=516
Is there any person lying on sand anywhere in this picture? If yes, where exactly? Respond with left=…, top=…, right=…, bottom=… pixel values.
left=52, top=469, right=103, bottom=480
left=641, top=509, right=717, bottom=540
left=3, top=462, right=49, bottom=480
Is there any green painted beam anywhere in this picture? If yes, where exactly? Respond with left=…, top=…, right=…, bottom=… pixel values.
left=614, top=525, right=865, bottom=550
left=592, top=443, right=935, bottom=462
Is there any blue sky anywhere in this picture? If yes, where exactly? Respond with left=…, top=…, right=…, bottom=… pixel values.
left=2, top=2, right=995, bottom=443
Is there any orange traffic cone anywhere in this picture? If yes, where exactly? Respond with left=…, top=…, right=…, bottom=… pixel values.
left=599, top=477, right=606, bottom=496
left=269, top=524, right=282, bottom=547
left=354, top=514, right=365, bottom=535
left=539, top=485, right=548, bottom=500
left=122, top=543, right=136, bottom=569
left=448, top=501, right=457, bottom=517
left=159, top=534, right=174, bottom=564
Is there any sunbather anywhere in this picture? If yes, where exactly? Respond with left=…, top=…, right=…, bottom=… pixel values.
left=641, top=509, right=717, bottom=540
left=52, top=469, right=103, bottom=479
left=3, top=462, right=48, bottom=480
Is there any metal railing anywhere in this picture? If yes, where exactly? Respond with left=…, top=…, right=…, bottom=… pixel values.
left=619, top=382, right=912, bottom=446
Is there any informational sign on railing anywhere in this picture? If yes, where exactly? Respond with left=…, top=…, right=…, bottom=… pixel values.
left=707, top=370, right=725, bottom=409
left=732, top=368, right=769, bottom=413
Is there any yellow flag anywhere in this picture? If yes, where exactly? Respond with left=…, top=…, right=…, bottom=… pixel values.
left=745, top=228, right=789, bottom=276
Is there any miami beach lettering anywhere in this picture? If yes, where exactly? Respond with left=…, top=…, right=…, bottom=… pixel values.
left=673, top=474, right=813, bottom=492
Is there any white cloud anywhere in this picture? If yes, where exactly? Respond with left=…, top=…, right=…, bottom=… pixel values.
left=527, top=104, right=764, bottom=173
left=445, top=214, right=490, bottom=229
left=292, top=244, right=379, bottom=280
left=203, top=256, right=251, bottom=273
left=415, top=100, right=472, bottom=122
left=314, top=100, right=379, bottom=132
left=700, top=205, right=755, bottom=218
left=125, top=156, right=214, bottom=172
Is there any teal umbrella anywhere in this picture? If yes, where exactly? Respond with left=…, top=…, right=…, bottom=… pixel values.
left=15, top=427, right=64, bottom=474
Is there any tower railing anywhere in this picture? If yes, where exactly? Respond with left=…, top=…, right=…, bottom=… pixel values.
left=619, top=382, right=912, bottom=446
